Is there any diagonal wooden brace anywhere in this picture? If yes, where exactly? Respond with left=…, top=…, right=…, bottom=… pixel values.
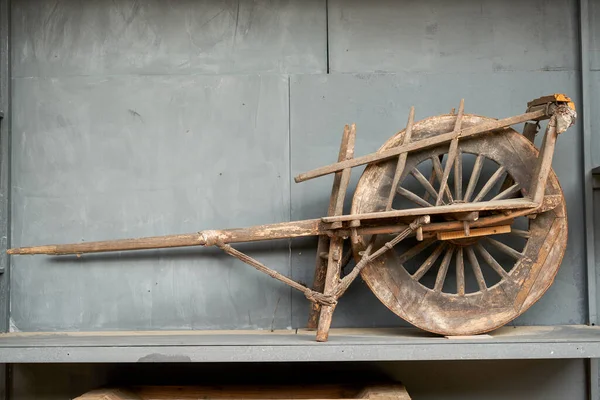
left=216, top=241, right=336, bottom=307
left=332, top=216, right=430, bottom=300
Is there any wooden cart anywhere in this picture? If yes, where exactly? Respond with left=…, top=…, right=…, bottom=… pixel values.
left=8, top=95, right=577, bottom=342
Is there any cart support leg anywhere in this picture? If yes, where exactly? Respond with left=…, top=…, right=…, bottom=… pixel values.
left=316, top=235, right=344, bottom=342
left=308, top=124, right=356, bottom=330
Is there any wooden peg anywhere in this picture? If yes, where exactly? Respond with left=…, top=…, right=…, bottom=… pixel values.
left=416, top=226, right=424, bottom=241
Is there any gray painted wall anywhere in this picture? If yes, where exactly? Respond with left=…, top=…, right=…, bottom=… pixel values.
left=10, top=0, right=587, bottom=332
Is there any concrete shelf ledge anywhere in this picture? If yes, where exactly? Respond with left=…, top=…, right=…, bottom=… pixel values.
left=0, top=325, right=598, bottom=363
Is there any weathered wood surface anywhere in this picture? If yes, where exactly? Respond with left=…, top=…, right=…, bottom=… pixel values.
left=75, top=384, right=411, bottom=400
left=75, top=389, right=141, bottom=400
left=217, top=242, right=335, bottom=307
left=436, top=225, right=511, bottom=241
left=316, top=124, right=357, bottom=342
left=528, top=105, right=576, bottom=203
left=386, top=107, right=415, bottom=210
left=435, top=99, right=464, bottom=206
left=294, top=109, right=546, bottom=183
left=308, top=125, right=355, bottom=329
left=7, top=219, right=323, bottom=255
left=322, top=198, right=537, bottom=224
left=351, top=113, right=567, bottom=336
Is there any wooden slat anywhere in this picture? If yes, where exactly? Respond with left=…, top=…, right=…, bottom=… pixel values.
left=78, top=384, right=412, bottom=400
left=436, top=225, right=511, bottom=241
left=317, top=124, right=357, bottom=341
left=321, top=199, right=537, bottom=224
left=386, top=107, right=415, bottom=210
left=75, top=389, right=141, bottom=400
left=294, top=109, right=546, bottom=183
left=436, top=99, right=464, bottom=206
left=333, top=124, right=357, bottom=216
left=309, top=124, right=356, bottom=330
left=454, top=149, right=463, bottom=201
left=529, top=118, right=558, bottom=203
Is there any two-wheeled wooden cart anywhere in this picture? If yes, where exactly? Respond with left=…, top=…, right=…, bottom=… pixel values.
left=8, top=95, right=577, bottom=342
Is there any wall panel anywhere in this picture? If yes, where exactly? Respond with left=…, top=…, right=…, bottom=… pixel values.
left=10, top=74, right=292, bottom=331
left=12, top=0, right=327, bottom=76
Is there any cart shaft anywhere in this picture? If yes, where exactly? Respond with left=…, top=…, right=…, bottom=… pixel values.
left=7, top=219, right=322, bottom=255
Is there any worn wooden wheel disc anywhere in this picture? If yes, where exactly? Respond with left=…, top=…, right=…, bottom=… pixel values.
left=351, top=114, right=567, bottom=336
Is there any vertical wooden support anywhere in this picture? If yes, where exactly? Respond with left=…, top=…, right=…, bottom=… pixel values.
left=307, top=125, right=356, bottom=330
left=436, top=99, right=464, bottom=206
left=385, top=107, right=415, bottom=210
left=529, top=116, right=559, bottom=204
left=314, top=125, right=356, bottom=341
left=498, top=121, right=538, bottom=194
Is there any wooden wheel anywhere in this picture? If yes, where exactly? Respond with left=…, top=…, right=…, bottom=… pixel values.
left=351, top=114, right=567, bottom=336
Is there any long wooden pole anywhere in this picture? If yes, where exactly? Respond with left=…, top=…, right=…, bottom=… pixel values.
left=7, top=219, right=322, bottom=255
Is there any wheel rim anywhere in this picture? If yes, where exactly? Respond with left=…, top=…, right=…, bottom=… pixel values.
left=351, top=114, right=567, bottom=335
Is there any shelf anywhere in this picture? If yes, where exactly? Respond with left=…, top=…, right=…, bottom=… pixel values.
left=0, top=325, right=598, bottom=363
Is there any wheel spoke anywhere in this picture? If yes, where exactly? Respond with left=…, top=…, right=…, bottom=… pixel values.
left=422, top=167, right=437, bottom=202
left=397, top=239, right=436, bottom=264
left=475, top=242, right=510, bottom=279
left=466, top=246, right=487, bottom=292
left=456, top=247, right=465, bottom=296
left=464, top=154, right=484, bottom=202
left=431, top=156, right=454, bottom=203
left=434, top=246, right=455, bottom=292
left=510, top=228, right=531, bottom=238
left=473, top=166, right=506, bottom=202
left=411, top=168, right=439, bottom=201
left=454, top=150, right=463, bottom=201
left=484, top=237, right=523, bottom=260
left=491, top=183, right=520, bottom=201
left=397, top=186, right=433, bottom=208
left=413, top=242, right=446, bottom=281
